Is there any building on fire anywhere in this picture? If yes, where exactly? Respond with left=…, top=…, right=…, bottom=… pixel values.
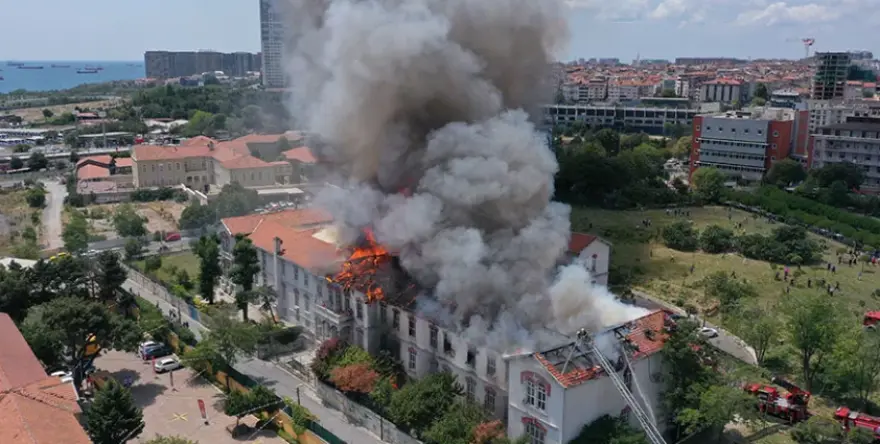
left=217, top=208, right=668, bottom=442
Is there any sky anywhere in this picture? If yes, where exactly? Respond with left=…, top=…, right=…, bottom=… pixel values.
left=1, top=0, right=877, bottom=62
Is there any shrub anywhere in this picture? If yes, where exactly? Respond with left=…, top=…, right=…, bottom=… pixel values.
left=310, top=338, right=348, bottom=380
left=662, top=221, right=699, bottom=252
left=699, top=225, right=734, bottom=254
left=330, top=363, right=379, bottom=394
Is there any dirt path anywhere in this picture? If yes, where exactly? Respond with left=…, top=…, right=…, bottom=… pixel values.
left=41, top=179, right=67, bottom=250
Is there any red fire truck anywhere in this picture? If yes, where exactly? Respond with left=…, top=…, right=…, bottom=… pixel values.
left=835, top=407, right=880, bottom=439
left=743, top=377, right=811, bottom=423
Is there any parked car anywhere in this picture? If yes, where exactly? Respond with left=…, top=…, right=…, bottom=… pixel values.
left=50, top=370, right=74, bottom=383
left=700, top=327, right=719, bottom=338
left=164, top=232, right=181, bottom=242
left=139, top=341, right=172, bottom=360
left=153, top=357, right=182, bottom=373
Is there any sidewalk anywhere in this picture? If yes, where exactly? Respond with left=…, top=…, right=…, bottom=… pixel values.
left=125, top=278, right=385, bottom=444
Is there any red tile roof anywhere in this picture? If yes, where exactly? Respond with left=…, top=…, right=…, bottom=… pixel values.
left=568, top=232, right=598, bottom=253
left=249, top=224, right=340, bottom=272
left=76, top=164, right=110, bottom=181
left=0, top=313, right=91, bottom=444
left=221, top=155, right=271, bottom=169
left=283, top=147, right=317, bottom=163
left=76, top=154, right=112, bottom=168
left=534, top=310, right=668, bottom=388
left=114, top=157, right=133, bottom=168
left=221, top=208, right=334, bottom=236
left=181, top=136, right=217, bottom=146
left=133, top=144, right=212, bottom=161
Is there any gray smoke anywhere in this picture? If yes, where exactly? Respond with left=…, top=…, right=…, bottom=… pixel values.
left=281, top=0, right=638, bottom=349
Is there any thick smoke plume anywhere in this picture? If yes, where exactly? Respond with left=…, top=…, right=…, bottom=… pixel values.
left=280, top=0, right=645, bottom=349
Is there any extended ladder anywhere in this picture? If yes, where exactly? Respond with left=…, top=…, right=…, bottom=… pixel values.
left=575, top=329, right=667, bottom=444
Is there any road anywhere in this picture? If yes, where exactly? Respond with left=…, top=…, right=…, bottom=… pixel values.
left=41, top=179, right=67, bottom=250
left=126, top=277, right=385, bottom=444
left=630, top=290, right=758, bottom=365
left=89, top=236, right=194, bottom=254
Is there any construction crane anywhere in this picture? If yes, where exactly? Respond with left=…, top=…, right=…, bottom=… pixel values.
left=785, top=37, right=815, bottom=59
left=573, top=328, right=667, bottom=444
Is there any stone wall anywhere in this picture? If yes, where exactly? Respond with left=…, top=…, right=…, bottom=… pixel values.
left=315, top=381, right=423, bottom=444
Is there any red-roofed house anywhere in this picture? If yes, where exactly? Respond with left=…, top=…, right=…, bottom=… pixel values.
left=75, top=155, right=134, bottom=192
left=0, top=313, right=92, bottom=444
left=507, top=310, right=670, bottom=444
left=566, top=233, right=611, bottom=286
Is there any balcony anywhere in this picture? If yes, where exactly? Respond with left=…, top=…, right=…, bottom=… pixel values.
left=315, top=303, right=352, bottom=325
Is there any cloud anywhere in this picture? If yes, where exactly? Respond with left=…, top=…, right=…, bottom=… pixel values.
left=566, top=0, right=652, bottom=22
left=735, top=2, right=841, bottom=26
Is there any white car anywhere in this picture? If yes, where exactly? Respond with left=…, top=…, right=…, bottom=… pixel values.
left=153, top=357, right=182, bottom=373
left=700, top=327, right=719, bottom=339
left=50, top=370, right=74, bottom=383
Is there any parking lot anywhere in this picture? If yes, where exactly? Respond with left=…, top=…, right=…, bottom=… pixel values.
left=95, top=350, right=286, bottom=444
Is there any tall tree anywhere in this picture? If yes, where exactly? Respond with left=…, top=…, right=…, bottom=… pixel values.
left=85, top=379, right=144, bottom=444
left=677, top=385, right=757, bottom=442
left=184, top=314, right=259, bottom=382
left=786, top=292, right=842, bottom=391
left=63, top=211, right=90, bottom=253
left=765, top=158, right=806, bottom=186
left=754, top=83, right=769, bottom=100
left=735, top=308, right=778, bottom=366
left=423, top=402, right=487, bottom=444
left=112, top=203, right=148, bottom=238
left=251, top=285, right=278, bottom=323
left=195, top=235, right=222, bottom=304
left=231, top=235, right=260, bottom=321
left=95, top=251, right=128, bottom=304
left=661, top=319, right=718, bottom=439
left=691, top=167, right=726, bottom=202
left=389, top=372, right=462, bottom=434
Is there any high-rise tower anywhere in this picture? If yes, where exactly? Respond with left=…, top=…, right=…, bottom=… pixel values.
left=260, top=0, right=285, bottom=88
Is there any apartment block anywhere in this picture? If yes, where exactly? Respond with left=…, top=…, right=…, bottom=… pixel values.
left=144, top=50, right=260, bottom=79
left=811, top=52, right=851, bottom=100
left=260, top=0, right=285, bottom=88
left=545, top=104, right=699, bottom=135
left=131, top=133, right=313, bottom=190
left=699, top=79, right=745, bottom=103
left=689, top=108, right=809, bottom=181
left=812, top=116, right=880, bottom=190
left=217, top=208, right=614, bottom=426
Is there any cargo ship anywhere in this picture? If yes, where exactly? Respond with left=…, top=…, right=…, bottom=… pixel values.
left=51, top=64, right=71, bottom=68
left=18, top=65, right=44, bottom=70
left=77, top=69, right=99, bottom=74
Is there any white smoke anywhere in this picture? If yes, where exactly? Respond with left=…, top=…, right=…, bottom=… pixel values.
left=280, top=0, right=644, bottom=349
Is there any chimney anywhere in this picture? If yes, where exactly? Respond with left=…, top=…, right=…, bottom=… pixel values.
left=208, top=141, right=215, bottom=151
left=274, top=236, right=283, bottom=254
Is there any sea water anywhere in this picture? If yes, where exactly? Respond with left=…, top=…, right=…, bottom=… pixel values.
left=0, top=61, right=144, bottom=94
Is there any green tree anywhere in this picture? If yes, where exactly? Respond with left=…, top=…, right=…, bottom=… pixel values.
left=595, top=128, right=621, bottom=155
left=25, top=186, right=46, bottom=208
left=661, top=319, right=718, bottom=439
left=124, top=237, right=147, bottom=260
left=62, top=211, right=90, bottom=253
left=812, top=163, right=864, bottom=189
left=42, top=108, right=54, bottom=120
left=195, top=235, right=221, bottom=304
left=791, top=416, right=844, bottom=444
left=661, top=88, right=677, bottom=98
left=569, top=414, right=647, bottom=444
left=231, top=235, right=260, bottom=321
left=21, top=298, right=142, bottom=385
left=179, top=202, right=216, bottom=230
left=95, top=250, right=128, bottom=304
left=691, top=167, right=725, bottom=202
left=670, top=136, right=692, bottom=159
left=765, top=158, right=806, bottom=186
left=185, top=110, right=216, bottom=137
left=186, top=315, right=259, bottom=380
left=702, top=271, right=757, bottom=312
left=698, top=225, right=734, bottom=253
left=389, top=372, right=463, bottom=434
left=113, top=203, right=148, bottom=238
left=27, top=152, right=48, bottom=170
left=735, top=308, right=778, bottom=366
left=223, top=385, right=280, bottom=426
left=822, top=329, right=880, bottom=409
left=677, top=385, right=757, bottom=442
left=787, top=292, right=842, bottom=391
left=423, top=402, right=487, bottom=444
left=662, top=220, right=699, bottom=252
left=9, top=156, right=23, bottom=169
left=85, top=379, right=144, bottom=444
left=144, top=255, right=162, bottom=272
left=213, top=183, right=260, bottom=219
left=754, top=83, right=769, bottom=100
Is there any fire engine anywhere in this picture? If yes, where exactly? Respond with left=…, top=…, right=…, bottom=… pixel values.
left=863, top=311, right=880, bottom=329
left=835, top=407, right=880, bottom=439
left=743, top=377, right=810, bottom=423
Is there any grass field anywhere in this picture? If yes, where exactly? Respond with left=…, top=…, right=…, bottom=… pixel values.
left=134, top=251, right=200, bottom=284
left=0, top=188, right=43, bottom=258
left=572, top=205, right=877, bottom=330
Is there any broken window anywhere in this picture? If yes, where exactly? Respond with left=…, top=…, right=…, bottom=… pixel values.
left=466, top=348, right=476, bottom=368
left=429, top=324, right=438, bottom=349
left=393, top=309, right=400, bottom=329
left=443, top=335, right=455, bottom=357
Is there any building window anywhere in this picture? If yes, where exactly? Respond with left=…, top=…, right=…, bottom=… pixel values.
left=303, top=295, right=310, bottom=312
left=304, top=273, right=309, bottom=286
left=356, top=300, right=363, bottom=319
left=393, top=309, right=400, bottom=329
left=444, top=335, right=455, bottom=357
left=408, top=348, right=417, bottom=370
left=176, top=163, right=180, bottom=170
left=773, top=130, right=779, bottom=137
left=466, top=377, right=476, bottom=402
left=772, top=143, right=777, bottom=149
left=294, top=289, right=300, bottom=306
left=408, top=316, right=416, bottom=337
left=294, top=266, right=299, bottom=282
left=317, top=284, right=323, bottom=299
left=524, top=376, right=548, bottom=411
left=487, top=357, right=496, bottom=376
left=429, top=324, right=438, bottom=349
left=380, top=303, right=387, bottom=323
left=524, top=420, right=546, bottom=444
left=467, top=348, right=476, bottom=368
left=758, top=129, right=763, bottom=135
left=484, top=388, right=496, bottom=413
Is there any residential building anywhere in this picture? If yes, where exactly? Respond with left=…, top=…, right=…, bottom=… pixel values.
left=675, top=57, right=745, bottom=65
left=812, top=116, right=880, bottom=190
left=769, top=89, right=804, bottom=109
left=699, top=79, right=744, bottom=103
left=506, top=310, right=668, bottom=444
left=217, top=208, right=613, bottom=424
left=260, top=0, right=285, bottom=88
left=545, top=104, right=699, bottom=135
left=811, top=52, right=851, bottom=100
left=75, top=154, right=136, bottom=202
left=144, top=50, right=260, bottom=79
left=689, top=107, right=809, bottom=180
left=606, top=80, right=641, bottom=103
left=131, top=133, right=310, bottom=190
left=0, top=312, right=91, bottom=444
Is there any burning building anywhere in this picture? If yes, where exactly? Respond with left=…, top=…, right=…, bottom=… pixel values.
left=219, top=208, right=616, bottom=420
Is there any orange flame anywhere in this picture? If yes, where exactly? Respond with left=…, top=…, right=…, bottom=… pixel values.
left=326, top=229, right=393, bottom=304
